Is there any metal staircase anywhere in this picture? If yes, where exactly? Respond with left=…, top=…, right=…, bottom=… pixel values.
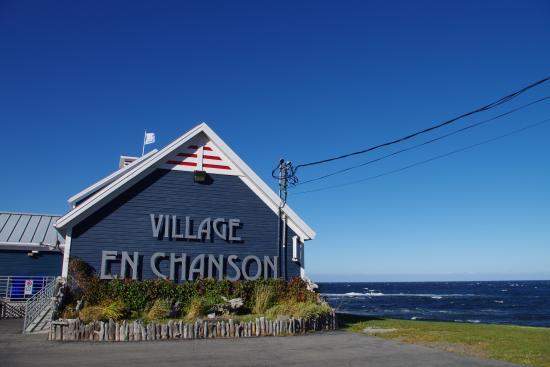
left=23, top=277, right=58, bottom=334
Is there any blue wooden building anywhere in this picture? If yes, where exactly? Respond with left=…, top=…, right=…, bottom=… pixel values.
left=0, top=212, right=63, bottom=300
left=0, top=212, right=63, bottom=276
left=54, top=123, right=315, bottom=281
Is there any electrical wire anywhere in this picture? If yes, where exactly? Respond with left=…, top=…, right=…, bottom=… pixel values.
left=291, top=117, right=550, bottom=196
left=293, top=76, right=550, bottom=171
left=297, top=96, right=550, bottom=185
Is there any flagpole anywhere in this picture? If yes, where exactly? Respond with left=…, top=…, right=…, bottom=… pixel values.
left=142, top=130, right=146, bottom=156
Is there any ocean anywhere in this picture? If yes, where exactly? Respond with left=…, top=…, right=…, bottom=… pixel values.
left=318, top=280, right=550, bottom=327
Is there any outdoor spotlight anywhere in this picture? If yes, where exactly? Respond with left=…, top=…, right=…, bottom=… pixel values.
left=194, top=170, right=207, bottom=183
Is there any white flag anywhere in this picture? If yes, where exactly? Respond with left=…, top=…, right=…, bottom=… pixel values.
left=144, top=132, right=156, bottom=145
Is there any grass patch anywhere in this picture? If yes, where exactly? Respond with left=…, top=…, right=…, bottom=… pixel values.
left=340, top=314, right=550, bottom=367
left=79, top=299, right=128, bottom=322
left=184, top=297, right=207, bottom=321
left=266, top=300, right=332, bottom=319
left=252, top=283, right=276, bottom=314
left=147, top=299, right=172, bottom=320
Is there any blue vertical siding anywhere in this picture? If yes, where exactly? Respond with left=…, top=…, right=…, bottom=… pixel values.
left=0, top=250, right=62, bottom=276
left=70, top=169, right=303, bottom=281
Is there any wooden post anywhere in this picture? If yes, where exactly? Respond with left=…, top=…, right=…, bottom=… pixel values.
left=98, top=321, right=105, bottom=341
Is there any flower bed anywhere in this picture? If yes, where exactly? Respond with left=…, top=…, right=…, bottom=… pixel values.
left=51, top=259, right=335, bottom=342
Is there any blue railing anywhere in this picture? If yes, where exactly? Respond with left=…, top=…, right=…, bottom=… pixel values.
left=0, top=276, right=56, bottom=301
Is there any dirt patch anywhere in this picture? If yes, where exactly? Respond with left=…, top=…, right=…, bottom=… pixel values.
left=363, top=327, right=398, bottom=334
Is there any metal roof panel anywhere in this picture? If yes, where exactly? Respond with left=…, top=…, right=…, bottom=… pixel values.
left=0, top=213, right=9, bottom=232
left=7, top=214, right=31, bottom=242
left=20, top=215, right=41, bottom=243
left=31, top=216, right=51, bottom=243
left=0, top=212, right=64, bottom=247
left=0, top=214, right=20, bottom=242
left=43, top=217, right=60, bottom=245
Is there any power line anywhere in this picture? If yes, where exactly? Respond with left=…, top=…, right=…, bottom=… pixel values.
left=293, top=76, right=550, bottom=171
left=297, top=96, right=550, bottom=185
left=291, top=117, right=550, bottom=196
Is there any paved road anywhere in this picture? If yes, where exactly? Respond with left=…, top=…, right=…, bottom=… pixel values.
left=0, top=319, right=518, bottom=367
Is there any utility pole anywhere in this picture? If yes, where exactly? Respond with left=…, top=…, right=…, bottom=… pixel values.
left=276, top=159, right=293, bottom=280
left=278, top=159, right=289, bottom=207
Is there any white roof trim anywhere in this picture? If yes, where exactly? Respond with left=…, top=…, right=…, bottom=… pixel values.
left=0, top=242, right=61, bottom=252
left=55, top=123, right=315, bottom=240
left=67, top=149, right=158, bottom=208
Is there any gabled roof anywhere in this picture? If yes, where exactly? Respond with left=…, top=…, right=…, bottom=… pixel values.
left=0, top=212, right=63, bottom=251
left=67, top=149, right=158, bottom=208
left=55, top=123, right=316, bottom=240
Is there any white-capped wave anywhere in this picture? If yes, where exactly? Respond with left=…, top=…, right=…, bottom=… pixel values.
left=322, top=292, right=476, bottom=298
left=322, top=291, right=384, bottom=297
left=346, top=292, right=372, bottom=296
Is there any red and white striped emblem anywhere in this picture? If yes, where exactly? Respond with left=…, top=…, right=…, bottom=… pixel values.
left=162, top=139, right=240, bottom=175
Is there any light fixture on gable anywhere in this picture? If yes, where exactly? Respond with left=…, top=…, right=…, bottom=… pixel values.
left=194, top=170, right=207, bottom=183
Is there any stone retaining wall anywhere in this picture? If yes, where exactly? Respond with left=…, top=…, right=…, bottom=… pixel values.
left=49, top=311, right=336, bottom=341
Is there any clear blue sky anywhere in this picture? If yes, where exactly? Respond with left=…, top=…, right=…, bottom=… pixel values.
left=1, top=1, right=549, bottom=281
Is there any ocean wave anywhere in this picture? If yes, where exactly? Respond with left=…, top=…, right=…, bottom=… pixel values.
left=322, top=292, right=476, bottom=298
left=322, top=291, right=384, bottom=297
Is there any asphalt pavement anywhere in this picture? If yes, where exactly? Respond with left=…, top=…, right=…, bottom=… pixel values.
left=0, top=319, right=519, bottom=367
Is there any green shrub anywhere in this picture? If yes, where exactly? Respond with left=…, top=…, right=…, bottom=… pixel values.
left=174, top=281, right=196, bottom=309
left=106, top=279, right=149, bottom=311
left=61, top=307, right=78, bottom=319
left=265, top=300, right=331, bottom=319
left=185, top=297, right=207, bottom=321
left=79, top=306, right=106, bottom=322
left=284, top=277, right=317, bottom=303
left=252, top=283, right=276, bottom=314
left=130, top=310, right=145, bottom=320
left=232, top=280, right=256, bottom=310
left=293, top=302, right=332, bottom=318
left=66, top=259, right=324, bottom=321
left=102, top=299, right=127, bottom=321
left=81, top=277, right=109, bottom=306
left=147, top=299, right=172, bottom=320
left=78, top=300, right=128, bottom=322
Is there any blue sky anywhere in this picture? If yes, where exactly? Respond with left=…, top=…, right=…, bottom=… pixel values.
left=1, top=1, right=549, bottom=281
